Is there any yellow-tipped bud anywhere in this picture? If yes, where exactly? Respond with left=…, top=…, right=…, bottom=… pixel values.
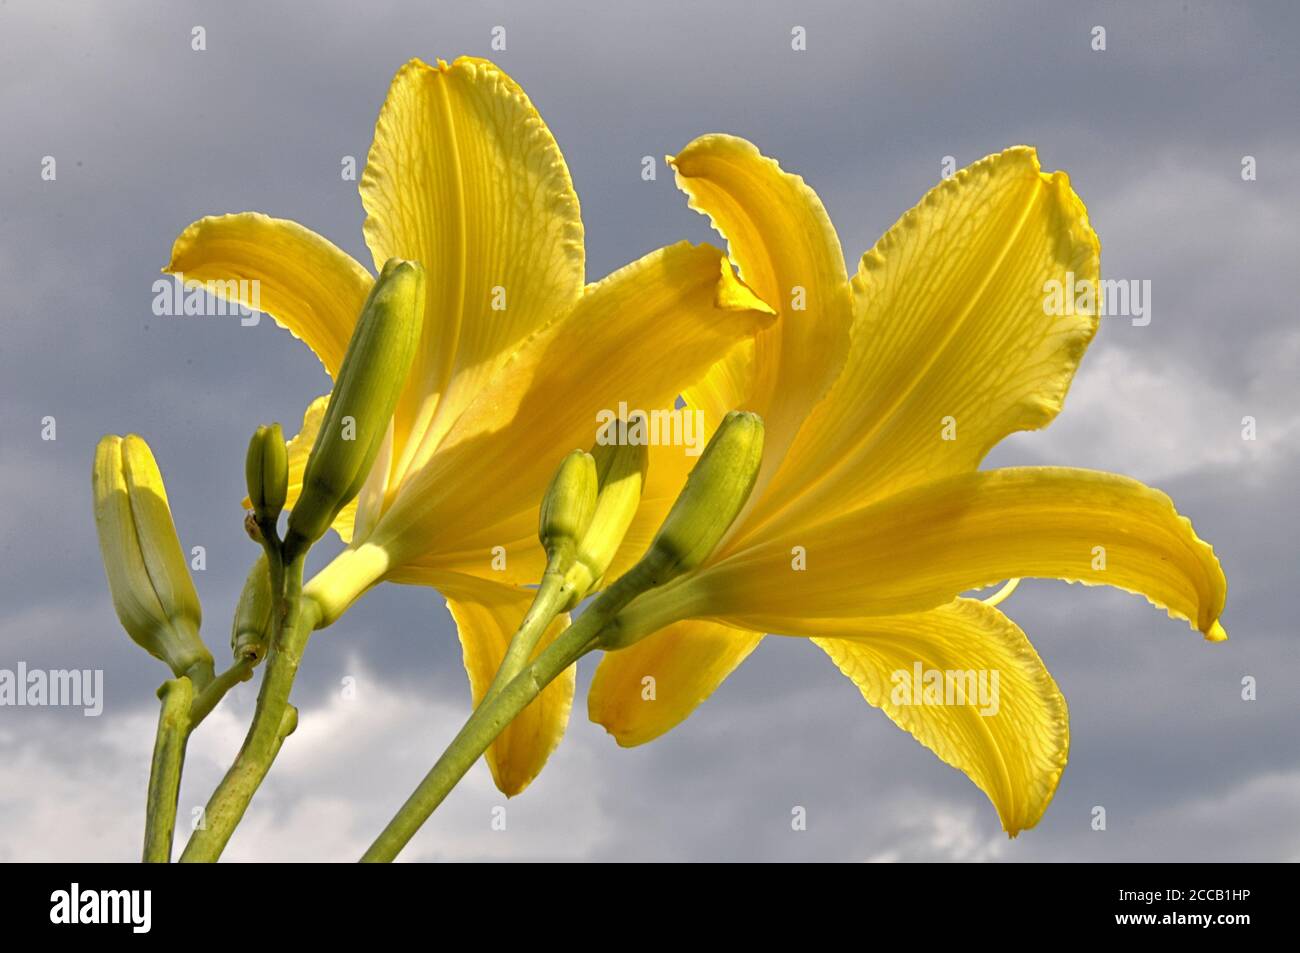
left=640, top=410, right=763, bottom=585
left=92, top=434, right=214, bottom=683
left=565, top=432, right=649, bottom=599
left=245, top=423, right=288, bottom=527
left=539, top=450, right=598, bottom=560
left=285, top=258, right=424, bottom=559
left=231, top=553, right=274, bottom=664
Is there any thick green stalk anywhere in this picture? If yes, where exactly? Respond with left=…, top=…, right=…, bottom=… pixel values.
left=142, top=677, right=194, bottom=863
left=260, top=530, right=285, bottom=616
left=480, top=568, right=573, bottom=707
left=362, top=558, right=666, bottom=861
left=361, top=605, right=618, bottom=863
left=183, top=657, right=215, bottom=693
left=179, top=556, right=317, bottom=862
left=188, top=658, right=255, bottom=725
left=139, top=657, right=257, bottom=864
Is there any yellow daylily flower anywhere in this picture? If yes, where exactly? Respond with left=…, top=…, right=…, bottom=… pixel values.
left=165, top=59, right=773, bottom=797
left=588, top=137, right=1227, bottom=835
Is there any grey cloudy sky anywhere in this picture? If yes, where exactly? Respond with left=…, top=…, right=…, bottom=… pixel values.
left=1, top=0, right=1297, bottom=861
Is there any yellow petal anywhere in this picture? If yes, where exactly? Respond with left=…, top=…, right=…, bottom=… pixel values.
left=400, top=536, right=546, bottom=592
left=360, top=58, right=586, bottom=493
left=368, top=241, right=774, bottom=571
left=243, top=395, right=357, bottom=543
left=679, top=259, right=769, bottom=424
left=742, top=147, right=1101, bottom=541
left=808, top=599, right=1069, bottom=835
left=403, top=436, right=715, bottom=590
left=671, top=135, right=853, bottom=498
left=588, top=620, right=763, bottom=746
left=689, top=467, right=1227, bottom=639
left=428, top=571, right=575, bottom=797
left=389, top=436, right=702, bottom=589
left=681, top=342, right=753, bottom=428
left=444, top=406, right=725, bottom=590
left=165, top=212, right=374, bottom=376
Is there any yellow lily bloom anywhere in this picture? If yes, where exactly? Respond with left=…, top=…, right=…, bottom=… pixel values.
left=588, top=136, right=1227, bottom=835
left=164, top=59, right=773, bottom=796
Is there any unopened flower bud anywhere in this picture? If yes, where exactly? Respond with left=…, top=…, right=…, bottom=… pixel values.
left=245, top=423, right=288, bottom=527
left=565, top=431, right=649, bottom=599
left=588, top=412, right=765, bottom=652
left=285, top=258, right=424, bottom=559
left=638, top=410, right=763, bottom=585
left=92, top=434, right=214, bottom=684
left=538, top=449, right=598, bottom=561
left=231, top=553, right=274, bottom=664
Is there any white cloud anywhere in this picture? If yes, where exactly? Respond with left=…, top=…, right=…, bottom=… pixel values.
left=0, top=658, right=615, bottom=862
left=1119, top=770, right=1300, bottom=862
left=863, top=804, right=1009, bottom=863
left=993, top=147, right=1300, bottom=485
left=3, top=640, right=1298, bottom=862
left=999, top=342, right=1296, bottom=484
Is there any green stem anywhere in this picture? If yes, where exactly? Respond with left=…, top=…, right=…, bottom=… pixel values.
left=188, top=658, right=255, bottom=726
left=179, top=556, right=317, bottom=862
left=142, top=677, right=195, bottom=863
left=481, top=568, right=573, bottom=707
left=261, top=526, right=286, bottom=609
left=139, top=655, right=256, bottom=863
left=361, top=606, right=612, bottom=863
left=183, top=657, right=216, bottom=693
left=361, top=558, right=662, bottom=862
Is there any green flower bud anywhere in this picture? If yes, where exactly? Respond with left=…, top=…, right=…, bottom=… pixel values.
left=564, top=432, right=649, bottom=599
left=285, top=258, right=424, bottom=559
left=92, top=434, right=214, bottom=684
left=245, top=423, right=288, bottom=527
left=639, top=410, right=763, bottom=585
left=538, top=449, right=598, bottom=560
left=231, top=553, right=274, bottom=664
